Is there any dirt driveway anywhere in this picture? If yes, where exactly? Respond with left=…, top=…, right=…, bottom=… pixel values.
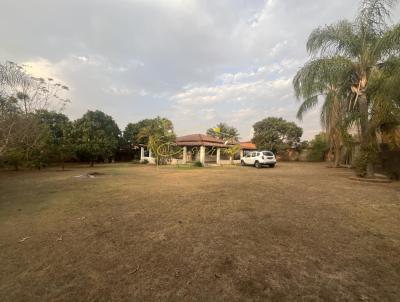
left=0, top=162, right=399, bottom=301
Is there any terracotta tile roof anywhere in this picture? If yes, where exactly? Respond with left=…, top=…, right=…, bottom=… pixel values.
left=175, top=134, right=227, bottom=147
left=239, top=141, right=257, bottom=150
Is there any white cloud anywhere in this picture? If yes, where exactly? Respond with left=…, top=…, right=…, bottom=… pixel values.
left=103, top=86, right=134, bottom=96
left=74, top=55, right=89, bottom=62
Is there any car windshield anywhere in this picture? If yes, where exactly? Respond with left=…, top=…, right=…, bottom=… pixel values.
left=263, top=151, right=274, bottom=156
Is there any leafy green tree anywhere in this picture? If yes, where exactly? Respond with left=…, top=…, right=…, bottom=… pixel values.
left=36, top=110, right=75, bottom=170
left=123, top=119, right=153, bottom=146
left=307, top=133, right=329, bottom=162
left=3, top=114, right=49, bottom=170
left=206, top=122, right=240, bottom=142
left=74, top=110, right=120, bottom=166
left=252, top=117, right=303, bottom=154
left=0, top=61, right=70, bottom=169
left=0, top=96, right=20, bottom=156
left=298, top=0, right=400, bottom=177
left=138, top=117, right=176, bottom=165
left=4, top=143, right=25, bottom=171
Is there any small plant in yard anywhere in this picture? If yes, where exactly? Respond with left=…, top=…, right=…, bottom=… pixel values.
left=141, top=159, right=149, bottom=164
left=193, top=161, right=203, bottom=167
left=222, top=144, right=241, bottom=165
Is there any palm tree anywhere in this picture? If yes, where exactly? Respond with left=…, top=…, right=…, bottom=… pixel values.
left=368, top=58, right=400, bottom=147
left=295, top=0, right=400, bottom=177
left=293, top=57, right=353, bottom=167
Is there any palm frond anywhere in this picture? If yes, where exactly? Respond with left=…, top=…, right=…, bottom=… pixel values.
left=296, top=96, right=319, bottom=120
left=374, top=23, right=400, bottom=58
left=293, top=57, right=353, bottom=100
left=357, top=0, right=396, bottom=33
left=306, top=20, right=360, bottom=57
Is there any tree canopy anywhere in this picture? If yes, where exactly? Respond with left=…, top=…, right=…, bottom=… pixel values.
left=74, top=110, right=120, bottom=166
left=35, top=110, right=74, bottom=169
left=252, top=117, right=303, bottom=153
left=206, top=122, right=240, bottom=142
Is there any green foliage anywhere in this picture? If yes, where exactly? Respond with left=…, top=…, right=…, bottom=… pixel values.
left=141, top=159, right=149, bottom=164
left=354, top=145, right=379, bottom=177
left=206, top=122, right=240, bottom=142
left=2, top=114, right=50, bottom=170
left=252, top=117, right=303, bottom=153
left=35, top=110, right=75, bottom=169
left=124, top=117, right=174, bottom=147
left=193, top=161, right=203, bottom=167
left=73, top=110, right=120, bottom=166
left=5, top=146, right=25, bottom=170
left=300, top=140, right=310, bottom=150
left=137, top=117, right=176, bottom=165
left=0, top=61, right=71, bottom=169
left=307, top=133, right=329, bottom=162
left=222, top=144, right=241, bottom=164
left=124, top=119, right=153, bottom=145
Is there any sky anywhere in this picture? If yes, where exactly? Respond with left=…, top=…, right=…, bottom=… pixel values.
left=1, top=0, right=400, bottom=140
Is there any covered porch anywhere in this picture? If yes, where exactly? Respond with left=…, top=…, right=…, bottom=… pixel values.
left=175, top=134, right=228, bottom=165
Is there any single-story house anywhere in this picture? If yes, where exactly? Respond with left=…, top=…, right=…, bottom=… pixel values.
left=140, top=134, right=258, bottom=165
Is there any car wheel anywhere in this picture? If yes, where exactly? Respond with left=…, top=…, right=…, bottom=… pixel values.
left=269, top=164, right=275, bottom=168
left=240, top=160, right=245, bottom=166
left=254, top=161, right=261, bottom=169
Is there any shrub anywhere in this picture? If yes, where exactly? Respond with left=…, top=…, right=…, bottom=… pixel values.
left=193, top=161, right=203, bottom=167
left=141, top=159, right=149, bottom=164
left=354, top=145, right=379, bottom=177
left=307, top=133, right=329, bottom=162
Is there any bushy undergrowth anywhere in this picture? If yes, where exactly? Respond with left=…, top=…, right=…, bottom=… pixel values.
left=307, top=133, right=329, bottom=162
left=354, top=145, right=379, bottom=177
left=192, top=161, right=203, bottom=167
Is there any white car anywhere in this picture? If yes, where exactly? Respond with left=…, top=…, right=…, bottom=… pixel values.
left=241, top=151, right=277, bottom=168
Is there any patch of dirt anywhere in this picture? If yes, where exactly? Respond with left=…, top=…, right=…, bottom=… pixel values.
left=74, top=172, right=107, bottom=178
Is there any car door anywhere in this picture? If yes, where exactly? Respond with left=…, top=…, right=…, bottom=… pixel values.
left=243, top=153, right=251, bottom=165
left=249, top=152, right=256, bottom=165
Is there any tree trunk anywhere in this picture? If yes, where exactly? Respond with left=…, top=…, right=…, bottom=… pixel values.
left=90, top=158, right=94, bottom=167
left=61, top=152, right=65, bottom=171
left=334, top=147, right=341, bottom=168
left=359, top=94, right=374, bottom=178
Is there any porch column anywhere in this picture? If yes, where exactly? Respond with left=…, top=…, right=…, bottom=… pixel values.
left=216, top=148, right=221, bottom=165
left=199, top=146, right=206, bottom=165
left=182, top=146, right=187, bottom=164
left=240, top=149, right=244, bottom=159
left=140, top=147, right=145, bottom=161
left=149, top=148, right=152, bottom=158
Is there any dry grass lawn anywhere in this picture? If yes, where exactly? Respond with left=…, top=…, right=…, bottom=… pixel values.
left=0, top=162, right=399, bottom=301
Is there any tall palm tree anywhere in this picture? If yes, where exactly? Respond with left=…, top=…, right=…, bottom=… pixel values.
left=293, top=57, right=353, bottom=167
left=295, top=0, right=400, bottom=177
left=368, top=58, right=400, bottom=146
